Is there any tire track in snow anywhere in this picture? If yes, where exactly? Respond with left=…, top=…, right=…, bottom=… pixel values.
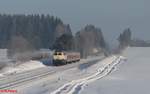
left=51, top=56, right=126, bottom=94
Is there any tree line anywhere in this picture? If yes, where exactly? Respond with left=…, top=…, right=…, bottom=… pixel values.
left=0, top=14, right=63, bottom=49
left=1, top=14, right=148, bottom=58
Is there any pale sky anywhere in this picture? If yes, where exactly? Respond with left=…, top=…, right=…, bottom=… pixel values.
left=0, top=0, right=149, bottom=43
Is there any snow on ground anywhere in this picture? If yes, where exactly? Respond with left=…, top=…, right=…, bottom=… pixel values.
left=13, top=55, right=124, bottom=94
left=1, top=60, right=46, bottom=76
left=50, top=56, right=124, bottom=94
left=2, top=47, right=149, bottom=94
left=0, top=49, right=51, bottom=77
left=80, top=47, right=150, bottom=94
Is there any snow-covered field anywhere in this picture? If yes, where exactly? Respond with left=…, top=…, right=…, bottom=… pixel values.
left=2, top=47, right=148, bottom=94
left=0, top=48, right=108, bottom=94
left=12, top=55, right=124, bottom=94
left=80, top=47, right=150, bottom=94
left=0, top=49, right=124, bottom=94
left=50, top=56, right=124, bottom=94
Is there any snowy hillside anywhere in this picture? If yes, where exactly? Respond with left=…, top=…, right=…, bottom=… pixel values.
left=80, top=47, right=150, bottom=94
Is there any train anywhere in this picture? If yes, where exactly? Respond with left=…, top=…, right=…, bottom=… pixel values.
left=52, top=51, right=80, bottom=66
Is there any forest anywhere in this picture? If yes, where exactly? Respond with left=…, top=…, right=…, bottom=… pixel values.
left=0, top=14, right=146, bottom=58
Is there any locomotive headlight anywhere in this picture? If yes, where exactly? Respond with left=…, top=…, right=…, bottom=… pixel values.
left=53, top=55, right=57, bottom=60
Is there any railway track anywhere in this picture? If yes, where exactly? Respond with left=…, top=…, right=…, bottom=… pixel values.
left=0, top=56, right=104, bottom=89
left=0, top=68, right=55, bottom=89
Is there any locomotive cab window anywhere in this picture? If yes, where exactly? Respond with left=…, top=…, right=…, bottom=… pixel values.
left=58, top=52, right=62, bottom=55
